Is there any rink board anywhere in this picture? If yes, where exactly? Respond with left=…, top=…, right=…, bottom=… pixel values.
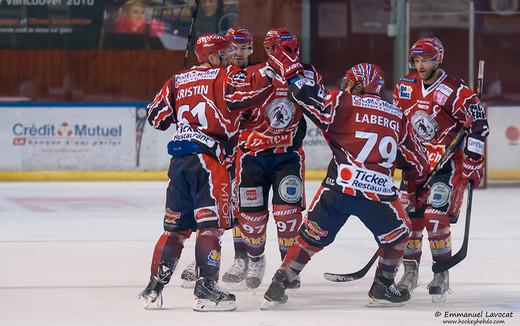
left=0, top=104, right=518, bottom=180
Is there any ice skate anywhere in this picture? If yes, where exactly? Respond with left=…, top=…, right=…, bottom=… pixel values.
left=261, top=269, right=290, bottom=310
left=397, top=259, right=419, bottom=294
left=427, top=270, right=451, bottom=303
left=286, top=275, right=301, bottom=289
left=193, top=278, right=237, bottom=312
left=222, top=257, right=248, bottom=284
left=138, top=264, right=173, bottom=309
left=246, top=255, right=266, bottom=289
left=180, top=260, right=197, bottom=289
left=367, top=272, right=410, bottom=307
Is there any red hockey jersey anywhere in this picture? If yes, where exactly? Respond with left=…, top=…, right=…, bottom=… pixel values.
left=236, top=63, right=321, bottom=155
left=289, top=78, right=429, bottom=202
left=393, top=70, right=489, bottom=168
left=147, top=65, right=272, bottom=163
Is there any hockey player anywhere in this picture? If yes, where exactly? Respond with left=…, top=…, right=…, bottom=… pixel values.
left=394, top=37, right=489, bottom=302
left=261, top=58, right=430, bottom=308
left=138, top=33, right=272, bottom=312
left=233, top=28, right=320, bottom=289
left=222, top=27, right=256, bottom=284
left=179, top=27, right=256, bottom=286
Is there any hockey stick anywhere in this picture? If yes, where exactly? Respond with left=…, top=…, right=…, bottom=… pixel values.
left=432, top=181, right=473, bottom=273
left=183, top=0, right=200, bottom=69
left=323, top=136, right=466, bottom=283
left=432, top=60, right=485, bottom=273
left=323, top=249, right=381, bottom=282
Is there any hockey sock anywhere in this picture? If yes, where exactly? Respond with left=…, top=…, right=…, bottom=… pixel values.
left=232, top=226, right=248, bottom=259
left=426, top=215, right=452, bottom=262
left=238, top=211, right=269, bottom=257
left=378, top=238, right=408, bottom=281
left=196, top=227, right=224, bottom=281
left=403, top=218, right=425, bottom=263
left=273, top=204, right=302, bottom=261
left=280, top=236, right=322, bottom=281
left=150, top=230, right=191, bottom=280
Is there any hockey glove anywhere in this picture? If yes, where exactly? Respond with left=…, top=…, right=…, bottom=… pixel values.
left=267, top=40, right=303, bottom=81
left=402, top=175, right=429, bottom=214
left=462, top=155, right=484, bottom=187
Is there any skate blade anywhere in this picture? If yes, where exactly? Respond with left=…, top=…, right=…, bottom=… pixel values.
left=181, top=280, right=195, bottom=289
left=139, top=294, right=163, bottom=310
left=193, top=298, right=236, bottom=312
left=366, top=297, right=407, bottom=308
left=260, top=298, right=286, bottom=310
left=430, top=293, right=448, bottom=303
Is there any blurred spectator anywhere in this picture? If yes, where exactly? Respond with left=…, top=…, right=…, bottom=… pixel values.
left=486, top=70, right=503, bottom=100
left=18, top=80, right=40, bottom=101
left=114, top=0, right=165, bottom=37
left=195, top=0, right=221, bottom=35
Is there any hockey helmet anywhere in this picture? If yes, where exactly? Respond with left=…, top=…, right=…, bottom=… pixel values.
left=409, top=37, right=444, bottom=69
left=344, top=63, right=385, bottom=95
left=225, top=27, right=253, bottom=45
left=194, top=33, right=230, bottom=63
left=263, top=27, right=299, bottom=58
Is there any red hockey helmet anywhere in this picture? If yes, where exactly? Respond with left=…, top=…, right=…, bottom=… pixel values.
left=344, top=63, right=385, bottom=94
left=194, top=33, right=230, bottom=63
left=409, top=37, right=445, bottom=69
left=225, top=27, right=253, bottom=45
left=263, top=27, right=299, bottom=58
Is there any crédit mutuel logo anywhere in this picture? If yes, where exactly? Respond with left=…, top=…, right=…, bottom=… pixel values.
left=12, top=122, right=122, bottom=146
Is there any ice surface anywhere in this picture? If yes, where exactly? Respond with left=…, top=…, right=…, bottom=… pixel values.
left=0, top=181, right=519, bottom=326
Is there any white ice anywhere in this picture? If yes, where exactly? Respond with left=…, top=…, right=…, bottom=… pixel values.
left=0, top=181, right=519, bottom=326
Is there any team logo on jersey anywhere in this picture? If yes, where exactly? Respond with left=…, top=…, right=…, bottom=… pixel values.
left=411, top=111, right=439, bottom=142
left=266, top=98, right=296, bottom=133
left=278, top=175, right=302, bottom=204
left=239, top=186, right=264, bottom=207
left=207, top=250, right=221, bottom=267
left=399, top=85, right=413, bottom=99
left=428, top=182, right=451, bottom=208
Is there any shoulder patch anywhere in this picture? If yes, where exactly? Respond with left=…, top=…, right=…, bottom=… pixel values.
left=437, top=84, right=453, bottom=97
left=399, top=84, right=413, bottom=100
left=400, top=77, right=417, bottom=83
left=303, top=70, right=315, bottom=79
